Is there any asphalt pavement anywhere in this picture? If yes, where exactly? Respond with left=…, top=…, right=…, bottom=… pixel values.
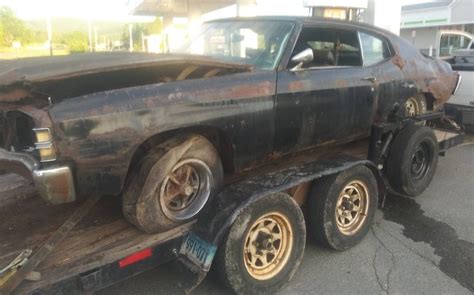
left=100, top=135, right=473, bottom=295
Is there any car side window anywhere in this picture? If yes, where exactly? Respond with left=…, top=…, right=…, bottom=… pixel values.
left=359, top=32, right=391, bottom=66
left=289, top=27, right=363, bottom=69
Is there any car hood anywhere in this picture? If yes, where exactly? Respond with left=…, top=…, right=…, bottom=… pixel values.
left=0, top=52, right=251, bottom=87
left=0, top=52, right=252, bottom=107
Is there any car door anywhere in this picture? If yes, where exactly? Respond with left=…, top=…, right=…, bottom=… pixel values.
left=273, top=26, right=375, bottom=154
left=358, top=30, right=400, bottom=124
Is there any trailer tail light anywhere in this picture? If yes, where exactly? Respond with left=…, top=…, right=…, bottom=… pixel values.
left=119, top=248, right=153, bottom=268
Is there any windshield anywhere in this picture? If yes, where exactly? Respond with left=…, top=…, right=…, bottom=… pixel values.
left=177, top=20, right=294, bottom=70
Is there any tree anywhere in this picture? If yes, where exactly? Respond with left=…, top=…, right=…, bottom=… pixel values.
left=0, top=6, right=32, bottom=46
left=121, top=19, right=163, bottom=50
left=0, top=21, right=4, bottom=45
left=146, top=18, right=163, bottom=35
left=60, top=31, right=88, bottom=53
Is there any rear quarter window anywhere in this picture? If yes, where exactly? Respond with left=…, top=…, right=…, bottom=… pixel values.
left=359, top=32, right=391, bottom=66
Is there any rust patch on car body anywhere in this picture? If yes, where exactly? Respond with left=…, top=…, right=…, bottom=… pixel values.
left=391, top=54, right=405, bottom=70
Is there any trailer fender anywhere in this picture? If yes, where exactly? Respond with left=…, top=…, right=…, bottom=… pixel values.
left=193, top=157, right=385, bottom=247
left=177, top=157, right=385, bottom=292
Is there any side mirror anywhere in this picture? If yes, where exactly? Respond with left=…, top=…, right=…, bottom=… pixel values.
left=290, top=48, right=314, bottom=71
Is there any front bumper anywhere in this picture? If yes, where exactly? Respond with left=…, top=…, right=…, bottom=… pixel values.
left=0, top=148, right=76, bottom=204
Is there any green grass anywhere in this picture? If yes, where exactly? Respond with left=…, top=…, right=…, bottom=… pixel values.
left=0, top=47, right=69, bottom=59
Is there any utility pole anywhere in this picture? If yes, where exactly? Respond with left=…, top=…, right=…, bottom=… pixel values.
left=129, top=23, right=134, bottom=52
left=94, top=27, right=98, bottom=51
left=88, top=20, right=93, bottom=52
left=47, top=16, right=53, bottom=56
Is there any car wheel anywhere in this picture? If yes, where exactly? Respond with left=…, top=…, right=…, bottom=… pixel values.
left=404, top=94, right=427, bottom=117
left=122, top=135, right=223, bottom=233
left=307, top=165, right=378, bottom=251
left=215, top=193, right=306, bottom=295
left=386, top=124, right=439, bottom=197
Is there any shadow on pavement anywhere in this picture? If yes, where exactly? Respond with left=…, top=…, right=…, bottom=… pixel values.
left=382, top=193, right=474, bottom=292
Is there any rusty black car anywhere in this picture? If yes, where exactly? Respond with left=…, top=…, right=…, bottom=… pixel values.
left=0, top=17, right=460, bottom=233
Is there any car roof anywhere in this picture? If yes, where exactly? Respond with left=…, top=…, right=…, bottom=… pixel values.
left=206, top=16, right=398, bottom=38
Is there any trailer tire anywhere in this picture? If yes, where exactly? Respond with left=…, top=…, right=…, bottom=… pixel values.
left=308, top=165, right=378, bottom=251
left=122, top=135, right=223, bottom=233
left=386, top=125, right=438, bottom=197
left=215, top=193, right=306, bottom=295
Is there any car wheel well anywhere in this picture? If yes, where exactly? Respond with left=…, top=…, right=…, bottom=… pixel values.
left=422, top=92, right=435, bottom=111
left=125, top=127, right=234, bottom=184
left=287, top=163, right=385, bottom=208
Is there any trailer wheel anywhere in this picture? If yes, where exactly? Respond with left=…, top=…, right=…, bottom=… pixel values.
left=122, top=135, right=223, bottom=233
left=216, top=193, right=306, bottom=294
left=386, top=125, right=438, bottom=197
left=308, top=165, right=378, bottom=251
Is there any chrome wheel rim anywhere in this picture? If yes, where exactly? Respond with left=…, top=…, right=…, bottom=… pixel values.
left=243, top=212, right=293, bottom=281
left=159, top=159, right=212, bottom=221
left=335, top=181, right=369, bottom=236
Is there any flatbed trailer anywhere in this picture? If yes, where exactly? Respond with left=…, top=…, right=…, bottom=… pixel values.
left=0, top=118, right=464, bottom=295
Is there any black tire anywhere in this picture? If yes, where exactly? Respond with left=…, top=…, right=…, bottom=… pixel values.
left=215, top=193, right=306, bottom=295
left=122, top=135, right=223, bottom=233
left=308, top=165, right=378, bottom=251
left=386, top=124, right=439, bottom=197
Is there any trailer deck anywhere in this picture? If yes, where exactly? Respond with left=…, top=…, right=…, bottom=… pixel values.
left=0, top=127, right=463, bottom=294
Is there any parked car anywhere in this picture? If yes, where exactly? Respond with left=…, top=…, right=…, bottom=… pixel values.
left=445, top=48, right=474, bottom=130
left=0, top=17, right=460, bottom=233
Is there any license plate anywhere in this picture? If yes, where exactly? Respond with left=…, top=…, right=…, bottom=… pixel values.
left=180, top=233, right=216, bottom=271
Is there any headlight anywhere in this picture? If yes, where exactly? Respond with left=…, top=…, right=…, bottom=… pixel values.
left=33, top=128, right=56, bottom=162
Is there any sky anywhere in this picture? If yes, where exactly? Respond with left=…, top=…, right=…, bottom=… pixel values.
left=0, top=0, right=431, bottom=21
left=0, top=0, right=150, bottom=21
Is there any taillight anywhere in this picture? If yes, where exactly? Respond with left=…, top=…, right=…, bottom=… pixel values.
left=119, top=248, right=153, bottom=268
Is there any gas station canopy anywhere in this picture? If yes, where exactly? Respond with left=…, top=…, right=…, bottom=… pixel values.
left=303, top=0, right=368, bottom=9
left=131, top=0, right=236, bottom=17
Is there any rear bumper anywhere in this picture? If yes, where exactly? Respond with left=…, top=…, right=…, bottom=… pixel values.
left=445, top=103, right=474, bottom=125
left=452, top=73, right=462, bottom=95
left=0, top=148, right=76, bottom=204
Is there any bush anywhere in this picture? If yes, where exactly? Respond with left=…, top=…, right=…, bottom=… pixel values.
left=60, top=31, right=88, bottom=53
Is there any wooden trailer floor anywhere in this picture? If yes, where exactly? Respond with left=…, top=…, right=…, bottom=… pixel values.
left=0, top=181, right=193, bottom=293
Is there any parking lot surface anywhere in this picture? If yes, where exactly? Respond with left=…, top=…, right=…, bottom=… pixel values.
left=100, top=135, right=474, bottom=295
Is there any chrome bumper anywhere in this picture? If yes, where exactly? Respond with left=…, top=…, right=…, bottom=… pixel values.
left=453, top=73, right=462, bottom=95
left=0, top=148, right=76, bottom=204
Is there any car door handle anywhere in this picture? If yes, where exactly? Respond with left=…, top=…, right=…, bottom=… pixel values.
left=361, top=76, right=377, bottom=83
